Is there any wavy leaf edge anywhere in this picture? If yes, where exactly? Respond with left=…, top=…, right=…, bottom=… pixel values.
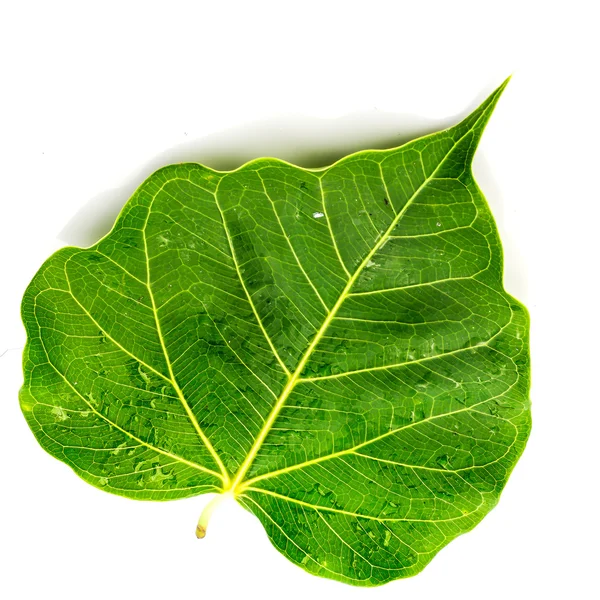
left=20, top=78, right=531, bottom=586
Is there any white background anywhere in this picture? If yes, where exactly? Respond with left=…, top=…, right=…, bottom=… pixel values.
left=1, top=1, right=598, bottom=598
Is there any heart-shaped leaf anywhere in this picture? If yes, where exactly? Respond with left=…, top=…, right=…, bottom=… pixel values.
left=20, top=79, right=530, bottom=586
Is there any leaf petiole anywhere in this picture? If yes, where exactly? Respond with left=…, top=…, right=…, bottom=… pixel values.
left=195, top=491, right=232, bottom=539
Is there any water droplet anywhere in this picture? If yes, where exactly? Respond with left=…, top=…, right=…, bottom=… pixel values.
left=111, top=442, right=128, bottom=456
left=383, top=529, right=392, bottom=547
left=51, top=406, right=69, bottom=421
left=316, top=483, right=330, bottom=497
left=437, top=454, right=451, bottom=469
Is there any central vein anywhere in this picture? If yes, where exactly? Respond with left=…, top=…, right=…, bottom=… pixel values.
left=223, top=98, right=493, bottom=493
left=228, top=174, right=431, bottom=493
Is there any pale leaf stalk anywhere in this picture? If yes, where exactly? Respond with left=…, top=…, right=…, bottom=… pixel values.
left=196, top=492, right=232, bottom=539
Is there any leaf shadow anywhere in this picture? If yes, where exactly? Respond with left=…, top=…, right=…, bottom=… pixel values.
left=56, top=102, right=527, bottom=320
left=58, top=109, right=459, bottom=247
left=57, top=103, right=509, bottom=276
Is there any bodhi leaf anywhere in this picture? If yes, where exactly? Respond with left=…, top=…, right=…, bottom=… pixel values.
left=20, top=79, right=530, bottom=586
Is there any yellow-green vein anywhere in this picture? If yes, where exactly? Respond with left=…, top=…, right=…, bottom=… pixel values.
left=212, top=176, right=291, bottom=377
left=228, top=113, right=490, bottom=494
left=31, top=296, right=224, bottom=482
left=143, top=192, right=230, bottom=485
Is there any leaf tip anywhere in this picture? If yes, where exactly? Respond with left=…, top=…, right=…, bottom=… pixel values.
left=474, top=77, right=511, bottom=123
left=494, top=75, right=512, bottom=101
left=450, top=76, right=512, bottom=156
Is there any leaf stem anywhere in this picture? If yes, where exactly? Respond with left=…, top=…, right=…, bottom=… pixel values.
left=196, top=492, right=232, bottom=539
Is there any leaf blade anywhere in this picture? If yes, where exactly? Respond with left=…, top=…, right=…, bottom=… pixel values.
left=20, top=78, right=530, bottom=584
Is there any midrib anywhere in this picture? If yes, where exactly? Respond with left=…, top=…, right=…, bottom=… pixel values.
left=228, top=167, right=440, bottom=493
left=226, top=110, right=488, bottom=493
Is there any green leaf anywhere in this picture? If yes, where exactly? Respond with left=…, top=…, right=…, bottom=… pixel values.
left=20, top=79, right=530, bottom=586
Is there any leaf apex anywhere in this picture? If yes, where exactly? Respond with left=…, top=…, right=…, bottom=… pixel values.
left=444, top=77, right=511, bottom=165
left=471, top=76, right=511, bottom=130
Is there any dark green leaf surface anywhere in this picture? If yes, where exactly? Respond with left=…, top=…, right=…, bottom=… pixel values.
left=20, top=80, right=530, bottom=586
